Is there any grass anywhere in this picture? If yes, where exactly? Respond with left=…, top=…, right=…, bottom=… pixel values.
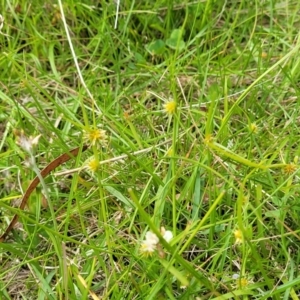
left=1, top=0, right=300, bottom=299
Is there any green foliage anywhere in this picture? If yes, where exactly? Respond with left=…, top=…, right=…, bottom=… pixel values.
left=146, top=39, right=166, bottom=56
left=1, top=1, right=300, bottom=299
left=166, top=28, right=185, bottom=51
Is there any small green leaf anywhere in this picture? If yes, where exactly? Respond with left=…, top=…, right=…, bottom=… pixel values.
left=166, top=28, right=186, bottom=51
left=145, top=39, right=166, bottom=55
left=134, top=52, right=146, bottom=63
left=170, top=28, right=184, bottom=39
left=264, top=209, right=280, bottom=218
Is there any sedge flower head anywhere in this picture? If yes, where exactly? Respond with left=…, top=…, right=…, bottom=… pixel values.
left=140, top=239, right=157, bottom=256
left=234, top=229, right=243, bottom=244
left=232, top=274, right=252, bottom=289
left=140, top=232, right=159, bottom=256
left=261, top=52, right=268, bottom=58
left=164, top=100, right=177, bottom=115
left=145, top=231, right=159, bottom=245
left=239, top=277, right=249, bottom=288
left=15, top=130, right=41, bottom=154
left=84, top=127, right=107, bottom=147
left=204, top=134, right=213, bottom=145
left=161, top=227, right=173, bottom=242
left=249, top=123, right=258, bottom=133
left=284, top=163, right=297, bottom=175
left=140, top=229, right=173, bottom=256
left=86, top=157, right=99, bottom=173
left=166, top=147, right=174, bottom=157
